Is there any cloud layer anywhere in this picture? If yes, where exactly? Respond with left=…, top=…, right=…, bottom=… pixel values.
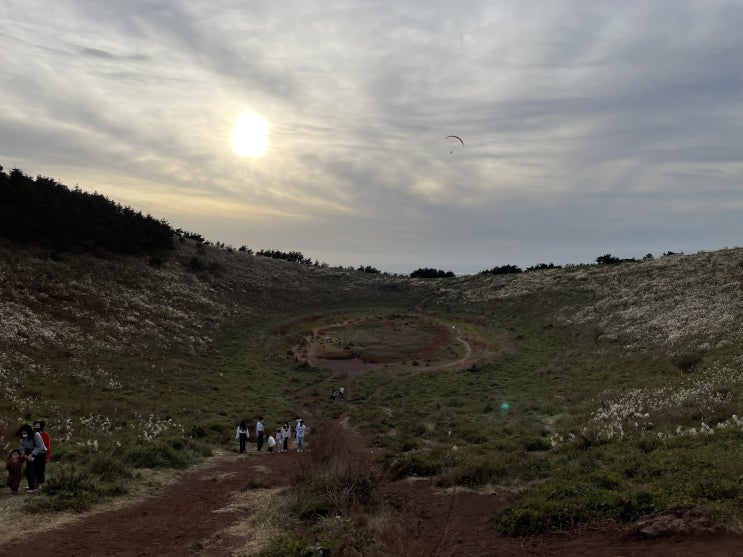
left=2, top=0, right=742, bottom=273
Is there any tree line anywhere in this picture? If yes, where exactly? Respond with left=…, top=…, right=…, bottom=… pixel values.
left=0, top=166, right=174, bottom=254
left=0, top=165, right=685, bottom=274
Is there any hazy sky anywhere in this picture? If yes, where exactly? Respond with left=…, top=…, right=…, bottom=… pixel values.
left=2, top=1, right=742, bottom=274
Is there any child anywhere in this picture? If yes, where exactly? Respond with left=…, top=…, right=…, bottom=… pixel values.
left=275, top=429, right=284, bottom=453
left=6, top=449, right=23, bottom=494
left=266, top=433, right=276, bottom=455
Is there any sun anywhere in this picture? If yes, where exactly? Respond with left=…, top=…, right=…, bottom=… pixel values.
left=231, top=110, right=270, bottom=158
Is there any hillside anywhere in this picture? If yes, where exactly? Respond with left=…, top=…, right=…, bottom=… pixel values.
left=1, top=184, right=742, bottom=554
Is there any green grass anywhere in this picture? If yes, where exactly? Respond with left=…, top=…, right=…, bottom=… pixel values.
left=3, top=242, right=743, bottom=544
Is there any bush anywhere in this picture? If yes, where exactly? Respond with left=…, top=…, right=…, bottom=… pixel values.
left=672, top=351, right=703, bottom=373
left=254, top=538, right=306, bottom=557
left=292, top=422, right=381, bottom=517
left=88, top=455, right=132, bottom=478
left=123, top=438, right=211, bottom=469
left=28, top=467, right=104, bottom=512
left=382, top=447, right=458, bottom=480
left=494, top=477, right=658, bottom=536
left=526, top=437, right=551, bottom=452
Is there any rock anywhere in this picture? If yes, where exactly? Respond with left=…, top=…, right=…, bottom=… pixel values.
left=635, top=504, right=719, bottom=538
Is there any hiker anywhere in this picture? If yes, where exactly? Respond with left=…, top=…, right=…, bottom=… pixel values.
left=6, top=449, right=23, bottom=494
left=339, top=386, right=345, bottom=401
left=267, top=433, right=276, bottom=455
left=32, top=420, right=49, bottom=485
left=236, top=420, right=249, bottom=453
left=34, top=420, right=51, bottom=465
left=295, top=419, right=307, bottom=453
left=330, top=390, right=336, bottom=401
left=281, top=422, right=291, bottom=452
left=256, top=416, right=265, bottom=452
left=276, top=429, right=284, bottom=453
left=17, top=423, right=46, bottom=492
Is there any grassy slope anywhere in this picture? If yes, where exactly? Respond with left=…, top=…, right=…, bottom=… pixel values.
left=1, top=240, right=742, bottom=535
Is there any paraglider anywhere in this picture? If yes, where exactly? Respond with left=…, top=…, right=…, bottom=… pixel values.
left=445, top=135, right=464, bottom=154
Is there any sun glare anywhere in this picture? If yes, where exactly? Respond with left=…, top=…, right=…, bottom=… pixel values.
left=232, top=110, right=269, bottom=158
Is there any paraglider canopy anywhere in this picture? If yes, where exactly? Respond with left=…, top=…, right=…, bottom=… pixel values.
left=445, top=135, right=464, bottom=154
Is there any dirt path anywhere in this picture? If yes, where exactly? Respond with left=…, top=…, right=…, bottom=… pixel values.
left=0, top=451, right=299, bottom=556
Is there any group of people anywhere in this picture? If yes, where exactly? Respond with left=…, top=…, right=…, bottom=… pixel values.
left=6, top=420, right=51, bottom=494
left=236, top=416, right=307, bottom=454
left=330, top=386, right=345, bottom=401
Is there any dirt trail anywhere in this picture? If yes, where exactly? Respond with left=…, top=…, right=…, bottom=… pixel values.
left=2, top=320, right=742, bottom=556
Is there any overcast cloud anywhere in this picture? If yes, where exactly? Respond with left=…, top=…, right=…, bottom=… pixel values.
left=1, top=0, right=742, bottom=274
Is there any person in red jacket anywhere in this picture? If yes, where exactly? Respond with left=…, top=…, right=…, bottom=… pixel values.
left=33, top=421, right=51, bottom=480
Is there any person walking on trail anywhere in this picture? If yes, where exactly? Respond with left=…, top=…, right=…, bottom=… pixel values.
left=281, top=423, right=291, bottom=453
left=256, top=417, right=265, bottom=452
left=6, top=449, right=23, bottom=494
left=236, top=420, right=249, bottom=453
left=275, top=429, right=284, bottom=453
left=339, top=386, right=345, bottom=401
left=32, top=421, right=49, bottom=485
left=295, top=419, right=307, bottom=453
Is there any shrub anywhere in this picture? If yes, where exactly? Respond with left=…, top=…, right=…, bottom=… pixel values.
left=526, top=437, right=551, bottom=452
left=494, top=476, right=658, bottom=536
left=88, top=455, right=132, bottom=478
left=123, top=438, right=210, bottom=469
left=28, top=467, right=103, bottom=512
left=292, top=422, right=381, bottom=517
left=671, top=351, right=703, bottom=373
left=253, top=538, right=306, bottom=557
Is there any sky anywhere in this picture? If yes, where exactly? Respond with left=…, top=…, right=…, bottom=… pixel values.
left=1, top=1, right=742, bottom=275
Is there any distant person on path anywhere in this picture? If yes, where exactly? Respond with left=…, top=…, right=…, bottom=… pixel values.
left=295, top=419, right=307, bottom=453
left=236, top=420, right=249, bottom=453
left=330, top=390, right=337, bottom=401
left=256, top=417, right=265, bottom=452
left=17, top=423, right=46, bottom=491
left=339, top=386, right=345, bottom=401
left=6, top=449, right=23, bottom=494
left=275, top=429, right=284, bottom=453
left=281, top=422, right=291, bottom=453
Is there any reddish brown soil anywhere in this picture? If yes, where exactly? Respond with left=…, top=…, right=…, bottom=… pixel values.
left=2, top=428, right=742, bottom=556
left=2, top=324, right=742, bottom=556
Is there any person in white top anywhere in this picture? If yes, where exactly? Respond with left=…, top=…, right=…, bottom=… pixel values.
left=275, top=429, right=284, bottom=453
left=295, top=419, right=307, bottom=453
left=280, top=423, right=291, bottom=453
left=235, top=420, right=249, bottom=453
left=267, top=434, right=276, bottom=455
left=256, top=417, right=265, bottom=452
